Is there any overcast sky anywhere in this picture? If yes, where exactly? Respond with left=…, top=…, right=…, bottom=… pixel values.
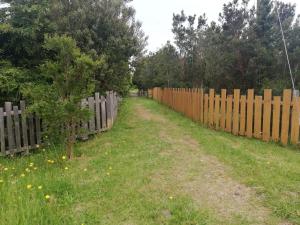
left=130, top=0, right=299, bottom=52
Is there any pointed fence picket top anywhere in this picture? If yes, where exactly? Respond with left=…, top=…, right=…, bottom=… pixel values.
left=149, top=87, right=300, bottom=146
left=0, top=92, right=119, bottom=156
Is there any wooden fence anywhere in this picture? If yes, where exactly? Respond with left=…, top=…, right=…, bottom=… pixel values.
left=149, top=87, right=300, bottom=146
left=0, top=91, right=119, bottom=156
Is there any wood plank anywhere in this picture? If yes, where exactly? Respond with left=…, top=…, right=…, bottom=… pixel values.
left=232, top=89, right=240, bottom=135
left=290, top=95, right=300, bottom=144
left=13, top=106, right=21, bottom=152
left=101, top=96, right=107, bottom=130
left=200, top=89, right=204, bottom=123
left=214, top=95, right=220, bottom=129
left=225, top=95, right=232, bottom=132
left=0, top=108, right=5, bottom=155
left=28, top=113, right=35, bottom=148
left=272, top=96, right=281, bottom=142
left=239, top=95, right=246, bottom=136
left=35, top=116, right=41, bottom=145
left=95, top=93, right=101, bottom=132
left=262, top=89, right=272, bottom=141
left=5, top=102, right=14, bottom=152
left=254, top=96, right=262, bottom=139
left=81, top=99, right=88, bottom=140
left=20, top=101, right=29, bottom=154
left=209, top=89, right=215, bottom=127
left=220, top=89, right=227, bottom=130
left=88, top=97, right=95, bottom=132
left=204, top=94, right=209, bottom=125
left=106, top=92, right=113, bottom=129
left=246, top=89, right=254, bottom=138
left=281, top=89, right=292, bottom=145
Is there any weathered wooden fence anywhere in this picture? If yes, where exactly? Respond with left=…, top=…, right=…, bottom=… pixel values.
left=0, top=91, right=119, bottom=156
left=149, top=87, right=300, bottom=146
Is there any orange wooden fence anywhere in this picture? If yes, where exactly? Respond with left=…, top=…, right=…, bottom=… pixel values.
left=149, top=87, right=300, bottom=146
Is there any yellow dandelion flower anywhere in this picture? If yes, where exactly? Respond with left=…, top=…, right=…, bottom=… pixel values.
left=62, top=156, right=66, bottom=160
left=106, top=172, right=110, bottom=176
left=34, top=167, right=38, bottom=170
left=64, top=167, right=69, bottom=170
left=169, top=196, right=173, bottom=200
left=109, top=166, right=112, bottom=170
left=4, top=168, right=8, bottom=171
left=25, top=168, right=30, bottom=173
left=29, top=163, right=34, bottom=167
left=45, top=195, right=50, bottom=200
left=38, top=186, right=42, bottom=190
left=51, top=160, right=55, bottom=164
left=12, top=167, right=15, bottom=170
left=26, top=184, right=32, bottom=189
left=84, top=168, right=87, bottom=172
left=0, top=179, right=3, bottom=183
left=20, top=173, right=25, bottom=177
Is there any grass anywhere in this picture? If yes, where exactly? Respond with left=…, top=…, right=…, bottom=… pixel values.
left=141, top=98, right=300, bottom=224
left=0, top=97, right=299, bottom=225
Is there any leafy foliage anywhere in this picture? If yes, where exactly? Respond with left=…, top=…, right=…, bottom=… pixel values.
left=0, top=0, right=147, bottom=104
left=134, top=0, right=300, bottom=94
left=22, top=35, right=100, bottom=158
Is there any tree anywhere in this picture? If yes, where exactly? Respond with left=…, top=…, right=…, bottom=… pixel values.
left=22, top=35, right=102, bottom=159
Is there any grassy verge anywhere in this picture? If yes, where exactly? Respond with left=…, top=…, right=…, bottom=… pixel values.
left=141, top=98, right=300, bottom=224
left=0, top=97, right=299, bottom=224
left=0, top=98, right=219, bottom=225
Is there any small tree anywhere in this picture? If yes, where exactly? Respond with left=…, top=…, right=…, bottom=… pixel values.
left=23, top=35, right=102, bottom=159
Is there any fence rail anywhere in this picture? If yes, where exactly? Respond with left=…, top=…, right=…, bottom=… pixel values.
left=0, top=91, right=119, bottom=156
left=149, top=87, right=300, bottom=146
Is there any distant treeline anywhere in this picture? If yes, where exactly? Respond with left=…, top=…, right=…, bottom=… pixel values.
left=0, top=0, right=147, bottom=104
left=133, top=0, right=300, bottom=95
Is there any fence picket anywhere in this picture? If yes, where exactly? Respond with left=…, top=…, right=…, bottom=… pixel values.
left=20, top=101, right=29, bottom=154
left=239, top=95, right=246, bottom=136
left=254, top=96, right=262, bottom=139
left=214, top=95, right=220, bottom=129
left=233, top=89, right=240, bottom=135
left=272, top=96, right=281, bottom=142
left=263, top=89, right=272, bottom=141
left=5, top=102, right=14, bottom=152
left=281, top=89, right=292, bottom=145
left=95, top=93, right=101, bottom=132
left=200, top=89, right=204, bottom=123
left=13, top=106, right=21, bottom=152
left=88, top=97, right=95, bottom=132
left=225, top=95, right=232, bottom=132
left=290, top=96, right=300, bottom=144
left=220, top=89, right=226, bottom=130
left=204, top=94, right=209, bottom=125
left=246, top=89, right=254, bottom=138
left=101, top=96, right=107, bottom=130
left=0, top=108, right=5, bottom=155
left=209, top=89, right=214, bottom=127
